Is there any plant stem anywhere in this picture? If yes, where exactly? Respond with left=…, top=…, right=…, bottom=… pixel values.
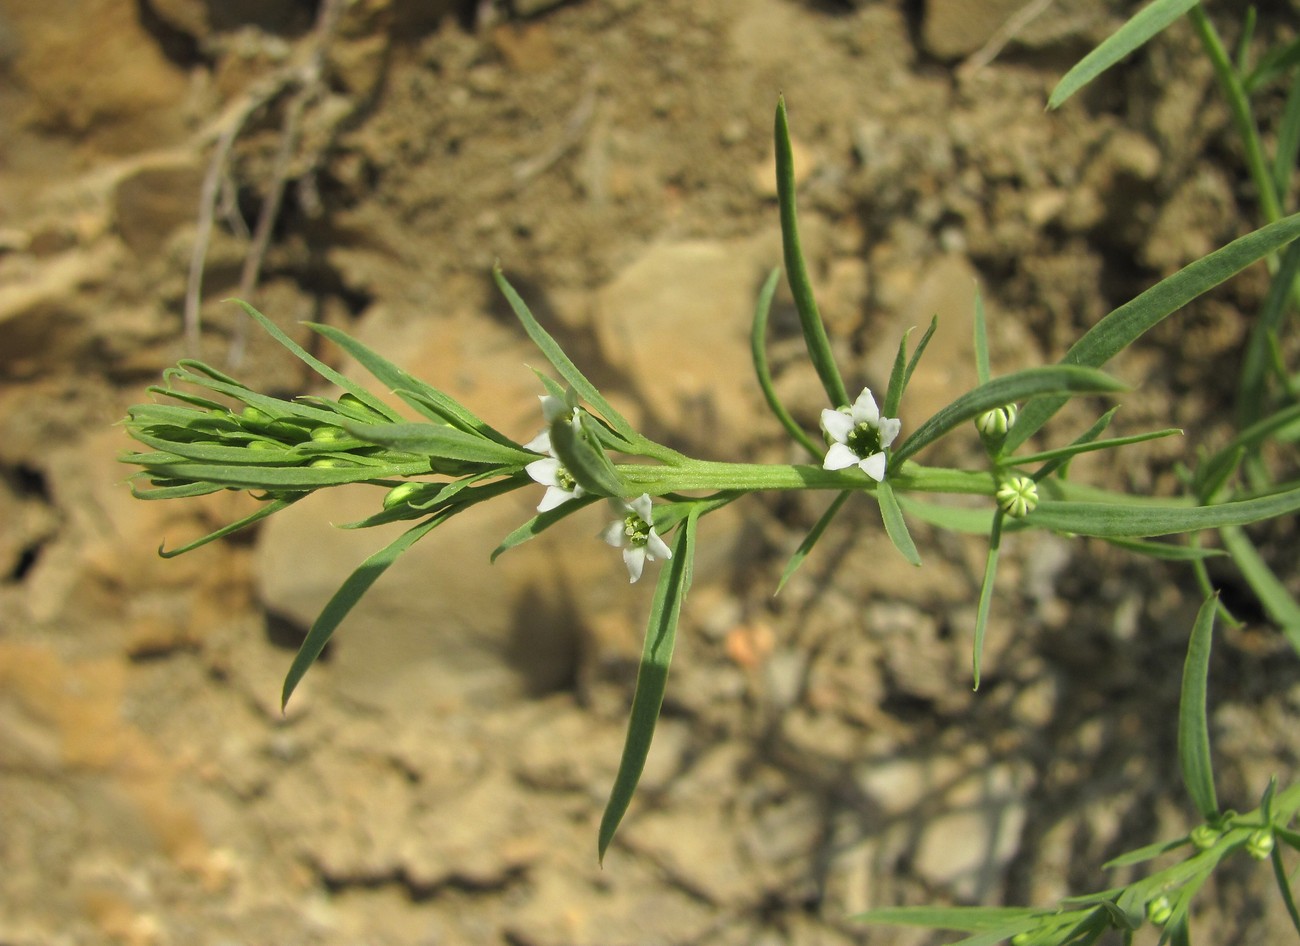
left=615, top=460, right=996, bottom=495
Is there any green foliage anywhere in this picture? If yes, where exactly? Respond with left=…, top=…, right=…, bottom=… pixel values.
left=119, top=4, right=1300, bottom=938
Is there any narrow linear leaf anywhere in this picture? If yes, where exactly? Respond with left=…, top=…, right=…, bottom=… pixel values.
left=150, top=459, right=433, bottom=489
left=158, top=496, right=300, bottom=557
left=1272, top=845, right=1300, bottom=938
left=1011, top=427, right=1182, bottom=468
left=1027, top=485, right=1300, bottom=537
left=1238, top=238, right=1300, bottom=428
left=851, top=905, right=1042, bottom=934
left=229, top=301, right=400, bottom=422
left=776, top=491, right=851, bottom=594
left=751, top=266, right=823, bottom=459
left=493, top=265, right=639, bottom=443
left=885, top=317, right=940, bottom=420
left=491, top=494, right=601, bottom=562
left=1102, top=836, right=1189, bottom=869
left=1004, top=212, right=1300, bottom=453
left=282, top=514, right=447, bottom=709
left=1178, top=595, right=1220, bottom=820
left=901, top=316, right=938, bottom=409
left=1102, top=537, right=1227, bottom=561
left=775, top=96, right=849, bottom=408
left=1047, top=0, right=1199, bottom=109
left=345, top=420, right=534, bottom=466
left=877, top=481, right=921, bottom=567
left=892, top=365, right=1126, bottom=466
left=129, top=478, right=229, bottom=501
left=598, top=511, right=698, bottom=863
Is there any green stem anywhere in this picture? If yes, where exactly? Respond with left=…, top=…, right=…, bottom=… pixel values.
left=614, top=459, right=996, bottom=495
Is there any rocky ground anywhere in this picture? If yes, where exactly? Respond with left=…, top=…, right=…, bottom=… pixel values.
left=2, top=1, right=1299, bottom=944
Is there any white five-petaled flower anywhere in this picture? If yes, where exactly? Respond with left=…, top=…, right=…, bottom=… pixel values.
left=524, top=389, right=585, bottom=512
left=820, top=388, right=901, bottom=482
left=598, top=494, right=672, bottom=584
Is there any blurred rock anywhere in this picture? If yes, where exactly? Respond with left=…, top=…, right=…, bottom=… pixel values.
left=592, top=238, right=769, bottom=458
left=921, top=0, right=1034, bottom=60
left=113, top=159, right=204, bottom=259
left=5, top=0, right=189, bottom=154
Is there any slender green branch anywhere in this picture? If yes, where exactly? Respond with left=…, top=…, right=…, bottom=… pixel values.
left=614, top=460, right=996, bottom=495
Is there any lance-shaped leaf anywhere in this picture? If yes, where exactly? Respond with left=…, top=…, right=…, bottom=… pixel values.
left=148, top=458, right=433, bottom=490
left=1047, top=0, right=1199, bottom=109
left=549, top=413, right=629, bottom=498
left=884, top=316, right=938, bottom=419
left=1027, top=484, right=1300, bottom=537
left=158, top=495, right=302, bottom=557
left=493, top=265, right=640, bottom=444
left=890, top=365, right=1126, bottom=466
left=345, top=420, right=535, bottom=467
left=1004, top=211, right=1300, bottom=453
left=877, top=481, right=921, bottom=567
left=776, top=491, right=851, bottom=594
left=1179, top=595, right=1220, bottom=821
left=230, top=301, right=400, bottom=422
left=281, top=514, right=449, bottom=710
left=598, top=509, right=698, bottom=863
left=775, top=96, right=849, bottom=408
left=491, top=494, right=602, bottom=562
left=752, top=266, right=822, bottom=460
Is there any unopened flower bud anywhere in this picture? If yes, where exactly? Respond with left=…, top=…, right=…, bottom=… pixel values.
left=1146, top=895, right=1173, bottom=926
left=1247, top=828, right=1275, bottom=860
left=996, top=473, right=1038, bottom=518
left=383, top=482, right=424, bottom=510
left=310, top=425, right=351, bottom=443
left=1190, top=823, right=1221, bottom=851
left=977, top=403, right=1018, bottom=438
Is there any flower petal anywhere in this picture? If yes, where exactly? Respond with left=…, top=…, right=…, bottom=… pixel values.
left=823, top=442, right=861, bottom=471
left=630, top=493, right=654, bottom=525
left=523, top=429, right=552, bottom=454
left=878, top=416, right=901, bottom=448
left=525, top=457, right=561, bottom=487
left=851, top=388, right=880, bottom=425
left=599, top=520, right=627, bottom=548
left=859, top=452, right=887, bottom=482
left=646, top=529, right=672, bottom=562
left=537, top=486, right=575, bottom=512
left=820, top=408, right=854, bottom=444
left=539, top=394, right=568, bottom=423
left=623, top=545, right=647, bottom=583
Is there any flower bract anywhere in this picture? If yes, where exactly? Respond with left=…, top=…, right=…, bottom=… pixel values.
left=820, top=388, right=901, bottom=482
left=598, top=494, right=672, bottom=583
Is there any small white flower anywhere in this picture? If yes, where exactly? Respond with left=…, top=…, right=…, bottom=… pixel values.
left=820, top=388, right=901, bottom=482
left=523, top=389, right=580, bottom=455
left=598, top=494, right=672, bottom=584
left=525, top=456, right=584, bottom=512
left=523, top=387, right=585, bottom=512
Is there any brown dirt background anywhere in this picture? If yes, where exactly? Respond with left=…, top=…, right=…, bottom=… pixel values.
left=2, top=1, right=1299, bottom=944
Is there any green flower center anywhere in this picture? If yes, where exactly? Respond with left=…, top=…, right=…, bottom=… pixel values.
left=845, top=422, right=884, bottom=458
left=623, top=513, right=651, bottom=548
left=555, top=466, right=577, bottom=491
